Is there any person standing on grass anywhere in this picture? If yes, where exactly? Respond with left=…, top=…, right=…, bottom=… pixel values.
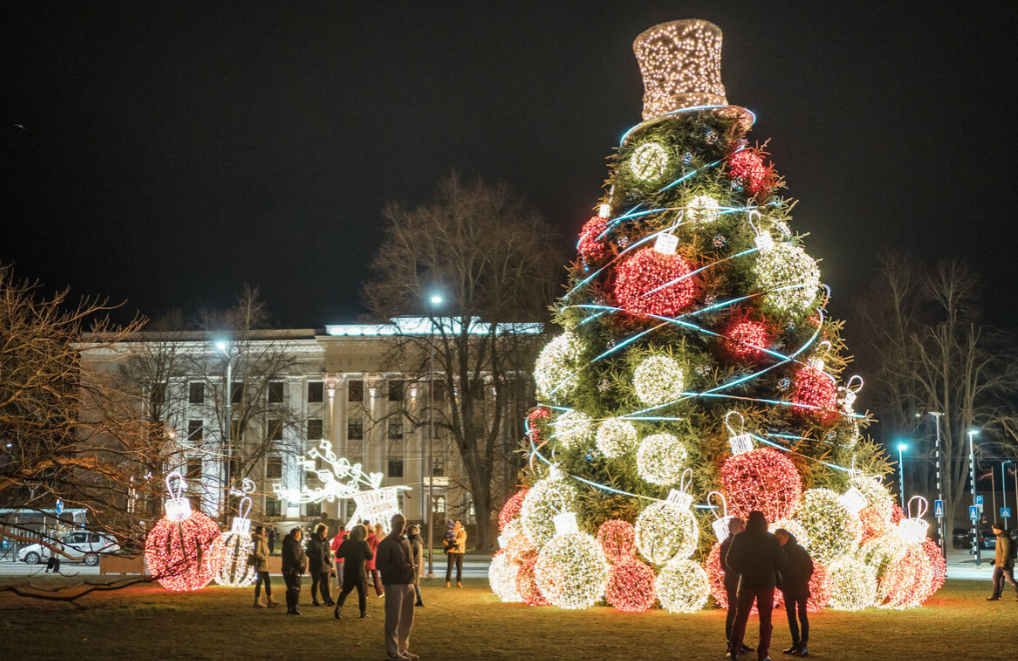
left=366, top=522, right=384, bottom=597
left=986, top=521, right=1017, bottom=602
left=331, top=529, right=349, bottom=591
left=281, top=527, right=307, bottom=616
left=334, top=524, right=374, bottom=620
left=775, top=528, right=813, bottom=657
left=726, top=510, right=788, bottom=661
left=251, top=525, right=277, bottom=608
left=445, top=519, right=466, bottom=588
left=406, top=524, right=425, bottom=607
left=376, top=513, right=418, bottom=661
left=307, top=523, right=335, bottom=607
left=720, top=517, right=751, bottom=658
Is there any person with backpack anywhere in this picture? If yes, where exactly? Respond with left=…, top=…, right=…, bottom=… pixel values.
left=775, top=528, right=814, bottom=657
left=986, top=521, right=1017, bottom=602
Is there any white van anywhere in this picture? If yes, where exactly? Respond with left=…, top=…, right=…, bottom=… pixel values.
left=18, top=531, right=119, bottom=566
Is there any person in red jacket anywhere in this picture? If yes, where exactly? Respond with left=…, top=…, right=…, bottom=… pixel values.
left=331, top=530, right=349, bottom=591
left=365, top=522, right=384, bottom=597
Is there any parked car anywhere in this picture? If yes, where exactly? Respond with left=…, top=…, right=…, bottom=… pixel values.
left=18, top=531, right=118, bottom=566
left=952, top=527, right=973, bottom=549
left=978, top=529, right=997, bottom=550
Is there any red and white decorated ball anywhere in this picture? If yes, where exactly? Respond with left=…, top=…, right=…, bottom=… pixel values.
left=722, top=317, right=772, bottom=362
left=727, top=150, right=774, bottom=198
left=515, top=556, right=550, bottom=606
left=145, top=510, right=226, bottom=591
left=597, top=519, right=637, bottom=562
left=578, top=216, right=611, bottom=262
left=613, top=247, right=697, bottom=318
left=791, top=367, right=839, bottom=422
left=498, top=489, right=529, bottom=532
left=805, top=561, right=832, bottom=612
left=605, top=557, right=656, bottom=613
left=922, top=538, right=947, bottom=597
left=721, top=448, right=803, bottom=521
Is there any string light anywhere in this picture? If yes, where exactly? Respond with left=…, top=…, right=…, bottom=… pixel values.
left=534, top=332, right=584, bottom=402
left=752, top=243, right=821, bottom=317
left=655, top=558, right=710, bottom=613
left=489, top=550, right=525, bottom=603
left=722, top=317, right=772, bottom=362
left=720, top=448, right=803, bottom=522
left=597, top=519, right=637, bottom=561
left=534, top=531, right=609, bottom=610
left=633, top=355, right=685, bottom=405
left=796, top=488, right=861, bottom=565
left=520, top=474, right=578, bottom=546
left=605, top=557, right=657, bottom=612
left=636, top=432, right=689, bottom=485
left=595, top=418, right=639, bottom=458
left=515, top=556, right=550, bottom=606
left=498, top=489, right=529, bottom=532
left=614, top=248, right=698, bottom=318
left=553, top=410, right=595, bottom=448
left=827, top=556, right=878, bottom=611
left=215, top=480, right=257, bottom=588
left=635, top=499, right=699, bottom=564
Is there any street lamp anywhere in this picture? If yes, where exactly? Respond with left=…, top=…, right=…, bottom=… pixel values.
left=929, top=411, right=946, bottom=558
left=967, top=428, right=981, bottom=566
left=896, top=442, right=909, bottom=507
left=425, top=292, right=443, bottom=578
left=216, top=340, right=241, bottom=521
left=1003, top=460, right=1013, bottom=531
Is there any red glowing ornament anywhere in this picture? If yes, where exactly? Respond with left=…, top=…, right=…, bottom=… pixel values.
left=805, top=561, right=832, bottom=612
left=613, top=247, right=697, bottom=318
left=515, top=556, right=550, bottom=606
left=720, top=448, right=803, bottom=522
left=498, top=489, right=529, bottom=532
left=922, top=538, right=947, bottom=597
left=145, top=472, right=226, bottom=592
left=878, top=542, right=936, bottom=609
left=605, top=557, right=656, bottom=613
left=578, top=216, right=611, bottom=262
left=791, top=366, right=839, bottom=422
left=526, top=407, right=552, bottom=443
left=722, top=317, right=772, bottom=362
left=859, top=506, right=895, bottom=543
left=727, top=149, right=776, bottom=198
left=597, top=519, right=637, bottom=562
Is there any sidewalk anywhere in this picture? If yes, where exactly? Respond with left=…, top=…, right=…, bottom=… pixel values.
left=945, top=548, right=996, bottom=581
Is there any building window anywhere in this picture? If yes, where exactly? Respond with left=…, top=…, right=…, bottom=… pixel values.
left=266, top=455, right=283, bottom=479
left=348, top=418, right=364, bottom=440
left=307, top=418, right=323, bottom=441
left=268, top=381, right=284, bottom=404
left=307, top=381, right=324, bottom=403
left=230, top=383, right=243, bottom=404
left=388, top=415, right=403, bottom=439
left=348, top=380, right=363, bottom=402
left=265, top=498, right=281, bottom=517
left=432, top=382, right=446, bottom=402
left=188, top=382, right=204, bottom=404
left=432, top=456, right=445, bottom=477
left=268, top=419, right=283, bottom=441
left=186, top=458, right=202, bottom=480
left=388, top=379, right=404, bottom=401
left=387, top=458, right=404, bottom=478
left=434, top=495, right=446, bottom=513
left=306, top=501, right=322, bottom=517
left=187, top=420, right=203, bottom=442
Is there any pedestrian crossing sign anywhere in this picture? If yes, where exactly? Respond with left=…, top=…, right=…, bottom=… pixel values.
left=934, top=500, right=944, bottom=518
left=1003, top=507, right=1012, bottom=519
left=969, top=505, right=979, bottom=520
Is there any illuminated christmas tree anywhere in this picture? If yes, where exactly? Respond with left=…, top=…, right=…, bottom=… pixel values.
left=492, top=19, right=942, bottom=613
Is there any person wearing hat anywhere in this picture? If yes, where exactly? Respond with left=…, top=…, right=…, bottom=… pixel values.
left=720, top=517, right=753, bottom=658
left=986, top=521, right=1017, bottom=601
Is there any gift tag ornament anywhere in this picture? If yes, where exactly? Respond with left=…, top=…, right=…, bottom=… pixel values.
left=897, top=496, right=930, bottom=545
left=707, top=490, right=734, bottom=543
left=748, top=209, right=774, bottom=252
left=725, top=411, right=754, bottom=456
left=840, top=486, right=868, bottom=516
left=654, top=232, right=679, bottom=255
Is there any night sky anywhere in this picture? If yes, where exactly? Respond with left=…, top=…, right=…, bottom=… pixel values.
left=4, top=2, right=1017, bottom=341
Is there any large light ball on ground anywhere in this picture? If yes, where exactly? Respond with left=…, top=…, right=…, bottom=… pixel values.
left=656, top=558, right=710, bottom=613
left=827, top=556, right=878, bottom=611
left=534, top=332, right=584, bottom=402
left=805, top=561, right=832, bottom=612
left=534, top=531, right=609, bottom=610
left=145, top=510, right=226, bottom=592
left=597, top=519, right=637, bottom=562
left=922, top=538, right=947, bottom=597
left=635, top=501, right=699, bottom=564
left=214, top=530, right=256, bottom=588
left=849, top=473, right=895, bottom=522
left=720, top=448, right=802, bottom=522
left=554, top=410, right=595, bottom=449
left=515, top=556, right=549, bottom=606
left=489, top=550, right=524, bottom=603
left=752, top=243, right=820, bottom=317
left=499, top=521, right=537, bottom=564
left=796, top=488, right=861, bottom=565
left=633, top=355, right=685, bottom=406
left=595, top=418, right=639, bottom=458
left=636, top=433, right=689, bottom=485
left=878, top=543, right=935, bottom=610
left=605, top=557, right=657, bottom=613
left=614, top=248, right=698, bottom=318
left=520, top=475, right=578, bottom=546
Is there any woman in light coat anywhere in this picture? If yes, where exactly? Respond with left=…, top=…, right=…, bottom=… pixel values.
left=251, top=525, right=277, bottom=607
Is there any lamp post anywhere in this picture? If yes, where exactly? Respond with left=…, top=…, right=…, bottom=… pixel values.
left=426, top=293, right=443, bottom=578
left=929, top=411, right=946, bottom=557
left=896, top=442, right=909, bottom=508
left=967, top=428, right=981, bottom=566
left=1003, top=460, right=1013, bottom=530
left=215, top=340, right=240, bottom=521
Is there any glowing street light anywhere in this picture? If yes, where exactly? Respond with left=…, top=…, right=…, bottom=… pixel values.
left=896, top=442, right=909, bottom=507
left=968, top=428, right=981, bottom=566
left=425, top=291, right=443, bottom=578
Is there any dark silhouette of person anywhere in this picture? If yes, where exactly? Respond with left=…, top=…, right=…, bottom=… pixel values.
left=726, top=510, right=788, bottom=661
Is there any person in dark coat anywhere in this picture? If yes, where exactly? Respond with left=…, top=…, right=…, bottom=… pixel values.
left=776, top=529, right=814, bottom=657
left=407, top=524, right=425, bottom=607
left=281, top=527, right=307, bottom=615
left=306, top=523, right=335, bottom=607
left=987, top=521, right=1017, bottom=601
left=334, top=524, right=374, bottom=620
left=268, top=527, right=277, bottom=554
left=726, top=510, right=788, bottom=661
left=720, top=517, right=752, bottom=657
left=376, top=513, right=417, bottom=661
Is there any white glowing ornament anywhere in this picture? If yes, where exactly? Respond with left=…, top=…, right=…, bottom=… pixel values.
left=656, top=558, right=710, bottom=613
left=839, top=375, right=864, bottom=414
left=534, top=332, right=584, bottom=403
left=629, top=142, right=669, bottom=182
left=488, top=551, right=524, bottom=603
left=707, top=490, right=733, bottom=543
left=748, top=209, right=774, bottom=252
left=753, top=242, right=822, bottom=316
left=553, top=410, right=595, bottom=449
left=725, top=411, right=754, bottom=456
left=595, top=418, right=638, bottom=458
left=840, top=487, right=868, bottom=517
left=687, top=195, right=720, bottom=225
left=520, top=471, right=578, bottom=546
left=635, top=472, right=699, bottom=564
left=795, top=488, right=862, bottom=565
left=215, top=479, right=257, bottom=588
left=534, top=518, right=609, bottom=610
left=163, top=470, right=192, bottom=522
left=849, top=472, right=895, bottom=521
left=636, top=433, right=688, bottom=485
left=633, top=355, right=684, bottom=406
left=828, top=556, right=878, bottom=612
left=896, top=496, right=930, bottom=545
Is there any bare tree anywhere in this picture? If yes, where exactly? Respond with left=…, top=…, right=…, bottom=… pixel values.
left=858, top=253, right=1018, bottom=524
left=363, top=173, right=563, bottom=549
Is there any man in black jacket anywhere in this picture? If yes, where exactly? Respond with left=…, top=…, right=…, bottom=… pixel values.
left=726, top=510, right=788, bottom=661
left=776, top=529, right=814, bottom=657
left=307, top=523, right=335, bottom=607
left=334, top=524, right=374, bottom=620
left=376, top=513, right=418, bottom=661
left=281, top=527, right=307, bottom=615
left=720, top=517, right=752, bottom=657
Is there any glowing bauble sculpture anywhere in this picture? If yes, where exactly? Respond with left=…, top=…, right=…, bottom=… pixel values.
left=805, top=561, right=832, bottom=612
left=850, top=473, right=895, bottom=522
left=878, top=543, right=934, bottom=610
left=498, top=489, right=529, bottom=532
left=922, top=538, right=947, bottom=596
left=145, top=472, right=226, bottom=592
left=519, top=474, right=578, bottom=546
left=791, top=366, right=838, bottom=422
left=215, top=531, right=256, bottom=588
left=605, top=557, right=657, bottom=612
left=655, top=558, right=710, bottom=613
left=796, top=488, right=861, bottom=565
left=827, top=556, right=878, bottom=611
left=633, top=355, right=685, bottom=406
left=595, top=418, right=639, bottom=458
left=614, top=248, right=697, bottom=318
left=578, top=216, right=611, bottom=262
left=635, top=500, right=698, bottom=564
left=628, top=141, right=669, bottom=182
left=489, top=550, right=524, bottom=603
left=499, top=520, right=537, bottom=564
left=534, top=531, right=609, bottom=610
left=722, top=317, right=772, bottom=362
left=515, top=556, right=550, bottom=606
left=726, top=150, right=773, bottom=197
left=686, top=194, right=720, bottom=224
left=752, top=243, right=821, bottom=317
left=597, top=519, right=637, bottom=562
left=636, top=433, right=688, bottom=485
left=554, top=410, right=595, bottom=448
left=720, top=448, right=802, bottom=521
left=534, top=332, right=584, bottom=402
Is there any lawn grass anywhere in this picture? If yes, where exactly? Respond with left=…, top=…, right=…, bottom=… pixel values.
left=1, top=578, right=1015, bottom=660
